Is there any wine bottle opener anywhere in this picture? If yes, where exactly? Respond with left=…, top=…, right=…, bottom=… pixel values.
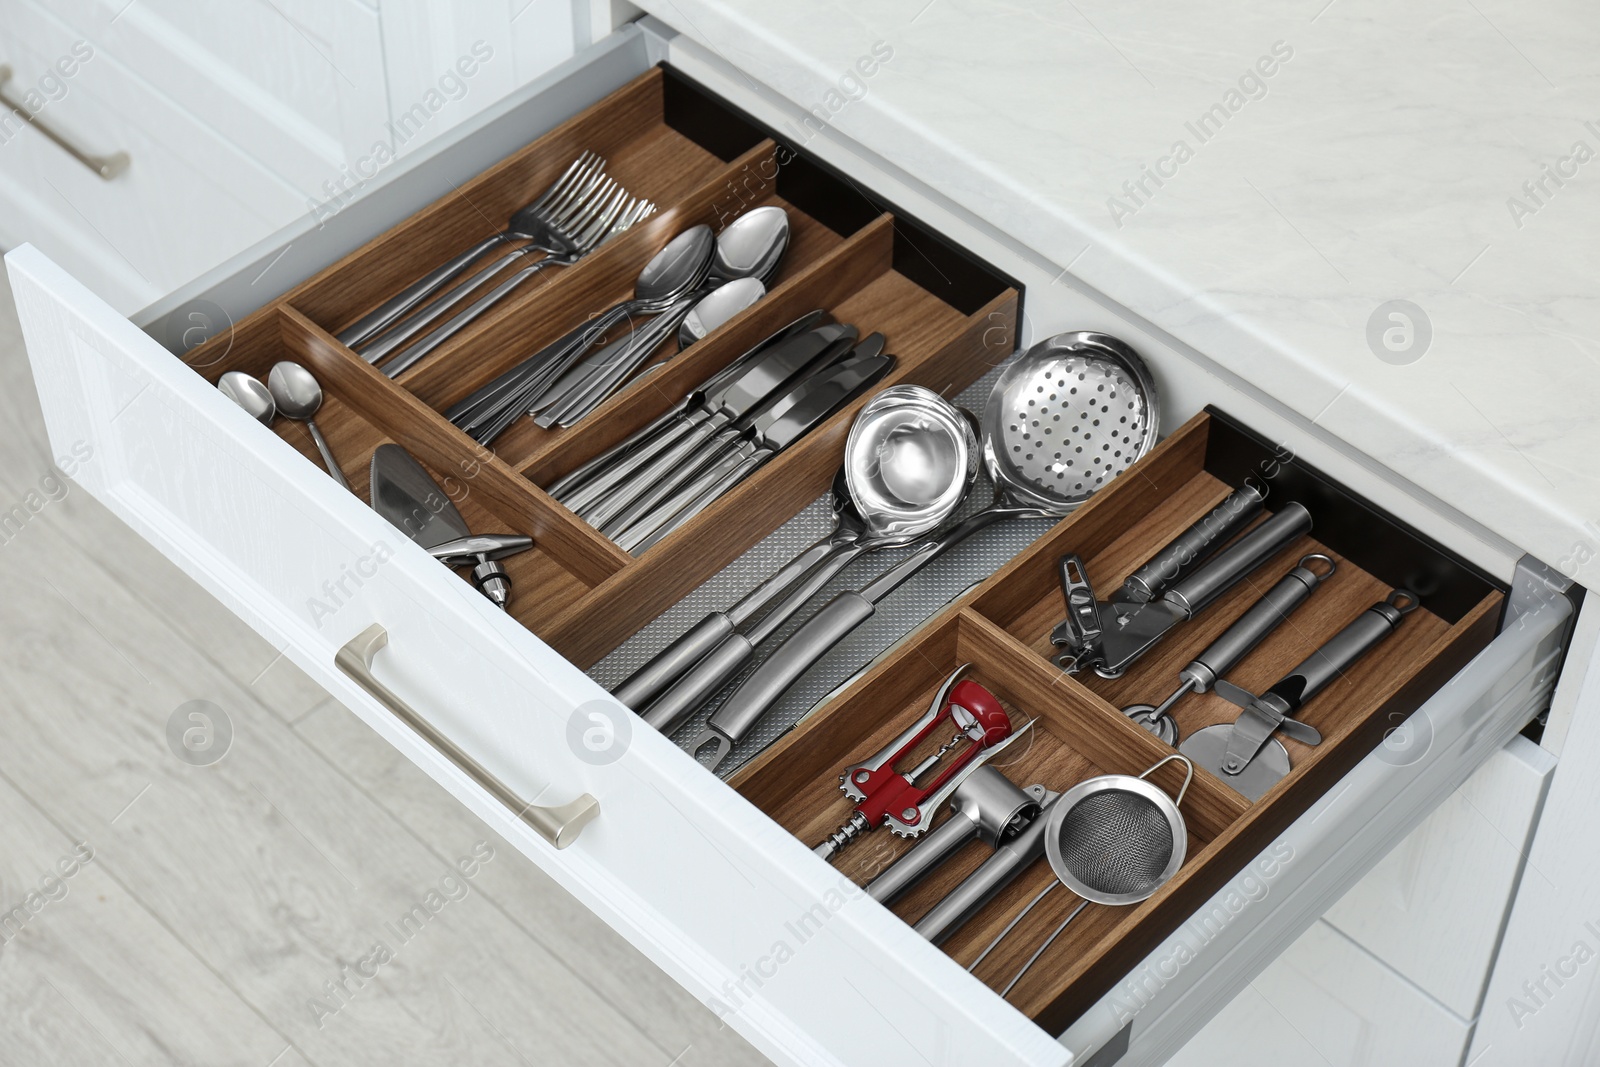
left=813, top=665, right=1021, bottom=862
left=1180, top=589, right=1418, bottom=799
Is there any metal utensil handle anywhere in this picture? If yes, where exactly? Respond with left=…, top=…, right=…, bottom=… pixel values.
left=539, top=296, right=695, bottom=422
left=1163, top=503, right=1312, bottom=617
left=1186, top=555, right=1332, bottom=687
left=0, top=66, right=129, bottom=180
left=448, top=314, right=603, bottom=424
left=339, top=235, right=506, bottom=347
left=1124, top=484, right=1266, bottom=602
left=335, top=625, right=598, bottom=848
left=548, top=401, right=689, bottom=501
left=1268, top=592, right=1414, bottom=713
left=866, top=810, right=980, bottom=905
left=566, top=409, right=710, bottom=511
left=383, top=257, right=571, bottom=379
left=1001, top=900, right=1091, bottom=998
left=587, top=419, right=736, bottom=529
left=613, top=613, right=737, bottom=711
left=303, top=421, right=349, bottom=489
left=625, top=449, right=770, bottom=553
left=634, top=541, right=870, bottom=731
left=613, top=443, right=759, bottom=549
left=640, top=632, right=756, bottom=733
left=357, top=243, right=535, bottom=363
left=915, top=797, right=1057, bottom=944
left=613, top=533, right=851, bottom=712
left=708, top=591, right=878, bottom=746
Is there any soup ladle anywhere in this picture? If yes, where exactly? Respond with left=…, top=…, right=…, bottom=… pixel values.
left=622, top=387, right=977, bottom=732
left=685, top=332, right=1161, bottom=772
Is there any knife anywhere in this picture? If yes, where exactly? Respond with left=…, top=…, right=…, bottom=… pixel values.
left=582, top=325, right=860, bottom=529
left=617, top=350, right=896, bottom=555
left=550, top=309, right=828, bottom=509
left=369, top=444, right=532, bottom=608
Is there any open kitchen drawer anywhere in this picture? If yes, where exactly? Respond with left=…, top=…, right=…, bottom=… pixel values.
left=6, top=22, right=1579, bottom=1067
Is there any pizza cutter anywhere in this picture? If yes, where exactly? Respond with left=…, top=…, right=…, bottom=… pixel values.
left=1180, top=589, right=1418, bottom=800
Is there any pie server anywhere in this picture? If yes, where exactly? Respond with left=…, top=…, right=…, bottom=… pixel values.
left=369, top=444, right=533, bottom=609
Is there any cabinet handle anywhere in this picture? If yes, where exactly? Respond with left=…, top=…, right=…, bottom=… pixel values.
left=0, top=65, right=130, bottom=180
left=336, top=624, right=599, bottom=849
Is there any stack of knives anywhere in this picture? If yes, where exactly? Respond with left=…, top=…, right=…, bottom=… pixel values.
left=547, top=311, right=894, bottom=553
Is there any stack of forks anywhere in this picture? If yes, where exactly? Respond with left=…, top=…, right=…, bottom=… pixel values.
left=337, top=152, right=654, bottom=378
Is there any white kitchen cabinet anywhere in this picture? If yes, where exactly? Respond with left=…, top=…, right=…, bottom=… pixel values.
left=0, top=0, right=307, bottom=310
left=1324, top=735, right=1554, bottom=1018
left=1168, top=920, right=1473, bottom=1067
left=0, top=0, right=579, bottom=314
left=4, top=19, right=1583, bottom=1067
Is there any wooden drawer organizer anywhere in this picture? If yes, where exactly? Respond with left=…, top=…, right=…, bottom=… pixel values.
left=180, top=66, right=1019, bottom=665
left=176, top=63, right=1504, bottom=1036
left=729, top=410, right=1502, bottom=1031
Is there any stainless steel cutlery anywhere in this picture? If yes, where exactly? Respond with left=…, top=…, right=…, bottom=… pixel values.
left=343, top=152, right=653, bottom=366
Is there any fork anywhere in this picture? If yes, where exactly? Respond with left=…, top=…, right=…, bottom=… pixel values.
left=361, top=179, right=646, bottom=367
left=377, top=191, right=654, bottom=380
left=338, top=152, right=610, bottom=349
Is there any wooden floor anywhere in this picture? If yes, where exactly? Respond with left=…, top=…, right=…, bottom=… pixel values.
left=0, top=273, right=769, bottom=1066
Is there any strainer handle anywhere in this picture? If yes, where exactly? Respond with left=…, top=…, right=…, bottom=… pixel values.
left=1137, top=754, right=1195, bottom=807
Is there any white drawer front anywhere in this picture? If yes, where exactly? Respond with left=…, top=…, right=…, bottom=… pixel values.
left=0, top=0, right=304, bottom=308
left=7, top=243, right=1069, bottom=1067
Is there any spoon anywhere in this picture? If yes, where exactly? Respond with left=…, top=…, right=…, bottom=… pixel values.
left=532, top=207, right=788, bottom=424
left=454, top=226, right=718, bottom=444
left=684, top=332, right=1162, bottom=772
left=621, top=387, right=977, bottom=733
left=535, top=275, right=767, bottom=430
left=267, top=361, right=350, bottom=489
left=217, top=371, right=275, bottom=425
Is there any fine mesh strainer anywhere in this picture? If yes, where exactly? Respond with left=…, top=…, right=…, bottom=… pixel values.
left=968, top=754, right=1192, bottom=998
left=982, top=331, right=1160, bottom=511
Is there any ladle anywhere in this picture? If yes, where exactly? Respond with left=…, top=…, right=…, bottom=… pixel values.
left=625, top=387, right=977, bottom=732
left=684, top=332, right=1161, bottom=772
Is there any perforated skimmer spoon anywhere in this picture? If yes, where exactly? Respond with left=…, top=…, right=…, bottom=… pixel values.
left=683, top=331, right=1162, bottom=772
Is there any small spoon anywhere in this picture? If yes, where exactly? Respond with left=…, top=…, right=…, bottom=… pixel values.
left=217, top=371, right=275, bottom=425
left=680, top=276, right=767, bottom=346
left=267, top=361, right=349, bottom=490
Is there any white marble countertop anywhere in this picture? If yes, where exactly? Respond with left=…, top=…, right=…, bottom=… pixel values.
left=638, top=0, right=1600, bottom=585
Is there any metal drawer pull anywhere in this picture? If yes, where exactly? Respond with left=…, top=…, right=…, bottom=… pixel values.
left=0, top=65, right=130, bottom=180
left=336, top=624, right=599, bottom=848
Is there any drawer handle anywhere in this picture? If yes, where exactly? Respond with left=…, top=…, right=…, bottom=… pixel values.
left=335, top=624, right=599, bottom=848
left=0, top=64, right=130, bottom=180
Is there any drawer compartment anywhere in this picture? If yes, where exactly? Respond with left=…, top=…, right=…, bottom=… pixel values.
left=727, top=409, right=1502, bottom=1032
left=180, top=64, right=1018, bottom=664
